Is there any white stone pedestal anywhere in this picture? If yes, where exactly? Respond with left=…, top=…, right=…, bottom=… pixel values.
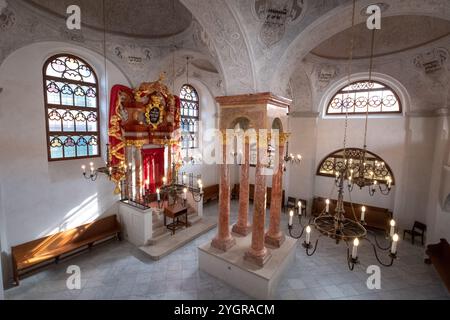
left=198, top=233, right=297, bottom=299
left=119, top=201, right=156, bottom=246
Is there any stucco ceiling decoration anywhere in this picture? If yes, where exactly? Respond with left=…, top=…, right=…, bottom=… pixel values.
left=414, top=47, right=449, bottom=74
left=25, top=0, right=192, bottom=39
left=311, top=15, right=450, bottom=60
left=0, top=0, right=15, bottom=31
left=253, top=0, right=306, bottom=48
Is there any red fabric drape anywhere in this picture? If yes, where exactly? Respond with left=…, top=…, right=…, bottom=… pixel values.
left=108, top=85, right=133, bottom=193
left=142, top=148, right=165, bottom=194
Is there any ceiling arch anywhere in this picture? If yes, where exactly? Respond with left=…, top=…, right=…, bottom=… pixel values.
left=180, top=0, right=256, bottom=95
left=270, top=0, right=450, bottom=96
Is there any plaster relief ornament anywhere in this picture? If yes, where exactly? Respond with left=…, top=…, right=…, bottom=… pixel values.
left=114, top=44, right=153, bottom=70
left=414, top=48, right=449, bottom=74
left=254, top=0, right=305, bottom=48
left=315, top=64, right=338, bottom=89
left=0, top=0, right=15, bottom=31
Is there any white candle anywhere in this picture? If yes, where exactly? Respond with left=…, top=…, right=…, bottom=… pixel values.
left=361, top=206, right=366, bottom=222
left=306, top=226, right=311, bottom=244
left=162, top=176, right=167, bottom=185
left=298, top=201, right=302, bottom=215
left=390, top=219, right=396, bottom=237
left=156, top=188, right=160, bottom=201
left=288, top=210, right=294, bottom=226
left=391, top=233, right=399, bottom=254
left=199, top=183, right=203, bottom=193
left=183, top=188, right=187, bottom=200
left=81, top=165, right=86, bottom=174
left=183, top=173, right=187, bottom=185
left=352, top=238, right=359, bottom=259
left=89, top=162, right=94, bottom=174
left=108, top=167, right=112, bottom=175
left=325, top=199, right=330, bottom=213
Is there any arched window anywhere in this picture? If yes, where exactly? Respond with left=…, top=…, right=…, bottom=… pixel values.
left=43, top=54, right=100, bottom=160
left=326, top=80, right=401, bottom=115
left=179, top=84, right=199, bottom=149
left=317, top=148, right=395, bottom=185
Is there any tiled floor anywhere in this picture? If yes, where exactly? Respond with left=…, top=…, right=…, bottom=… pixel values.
left=5, top=201, right=450, bottom=300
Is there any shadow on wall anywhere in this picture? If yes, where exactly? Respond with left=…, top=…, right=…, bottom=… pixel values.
left=445, top=194, right=450, bottom=212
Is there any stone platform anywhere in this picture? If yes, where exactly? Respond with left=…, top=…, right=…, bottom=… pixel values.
left=139, top=217, right=216, bottom=260
left=198, top=232, right=297, bottom=299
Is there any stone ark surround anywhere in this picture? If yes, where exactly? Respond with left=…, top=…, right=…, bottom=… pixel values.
left=198, top=92, right=298, bottom=299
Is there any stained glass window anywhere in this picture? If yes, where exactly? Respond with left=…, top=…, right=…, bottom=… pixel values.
left=43, top=55, right=100, bottom=160
left=180, top=84, right=199, bottom=149
left=326, top=81, right=401, bottom=115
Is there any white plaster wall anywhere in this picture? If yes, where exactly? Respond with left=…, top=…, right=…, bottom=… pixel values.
left=0, top=42, right=130, bottom=261
left=284, top=114, right=439, bottom=230
left=175, top=77, right=220, bottom=187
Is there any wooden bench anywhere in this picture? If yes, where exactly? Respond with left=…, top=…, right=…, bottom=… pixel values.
left=11, top=215, right=121, bottom=285
left=202, top=184, right=219, bottom=203
left=425, top=238, right=450, bottom=293
left=232, top=184, right=285, bottom=208
left=311, top=196, right=393, bottom=233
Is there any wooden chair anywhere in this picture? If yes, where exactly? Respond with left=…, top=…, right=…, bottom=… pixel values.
left=403, top=221, right=426, bottom=245
left=286, top=196, right=297, bottom=214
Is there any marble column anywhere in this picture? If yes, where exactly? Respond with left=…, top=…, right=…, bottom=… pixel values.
left=211, top=135, right=236, bottom=251
left=245, top=134, right=271, bottom=266
left=232, top=137, right=251, bottom=236
left=265, top=135, right=287, bottom=248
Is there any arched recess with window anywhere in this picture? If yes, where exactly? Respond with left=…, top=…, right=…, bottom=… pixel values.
left=43, top=54, right=100, bottom=160
left=180, top=84, right=200, bottom=149
left=326, top=80, right=402, bottom=116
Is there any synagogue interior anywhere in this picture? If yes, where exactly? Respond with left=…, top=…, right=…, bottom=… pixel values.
left=0, top=0, right=450, bottom=301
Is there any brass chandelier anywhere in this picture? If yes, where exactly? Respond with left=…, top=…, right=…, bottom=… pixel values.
left=287, top=1, right=398, bottom=270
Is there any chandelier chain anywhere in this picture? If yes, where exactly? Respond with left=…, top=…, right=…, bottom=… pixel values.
left=343, top=0, right=357, bottom=153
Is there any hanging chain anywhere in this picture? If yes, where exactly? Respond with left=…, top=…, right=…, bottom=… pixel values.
left=363, top=28, right=376, bottom=152
left=186, top=56, right=190, bottom=85
left=342, top=0, right=357, bottom=155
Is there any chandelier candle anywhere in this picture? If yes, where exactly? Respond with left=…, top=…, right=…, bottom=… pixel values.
left=390, top=220, right=396, bottom=237
left=156, top=188, right=160, bottom=201
left=352, top=238, right=359, bottom=259
left=162, top=176, right=167, bottom=185
left=391, top=234, right=399, bottom=255
left=325, top=199, right=330, bottom=213
left=298, top=201, right=302, bottom=215
left=288, top=210, right=293, bottom=226
left=305, top=226, right=311, bottom=245
left=361, top=206, right=366, bottom=222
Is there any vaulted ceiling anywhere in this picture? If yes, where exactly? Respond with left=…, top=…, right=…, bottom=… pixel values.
left=311, top=15, right=450, bottom=60
left=25, top=0, right=192, bottom=39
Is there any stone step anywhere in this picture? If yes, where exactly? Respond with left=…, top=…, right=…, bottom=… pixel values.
left=148, top=214, right=203, bottom=245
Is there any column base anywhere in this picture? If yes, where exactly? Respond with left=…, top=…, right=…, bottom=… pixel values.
left=211, top=235, right=236, bottom=252
left=232, top=223, right=252, bottom=236
left=244, top=248, right=272, bottom=267
left=264, top=232, right=285, bottom=248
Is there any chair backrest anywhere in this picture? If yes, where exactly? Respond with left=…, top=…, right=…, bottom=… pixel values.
left=287, top=196, right=297, bottom=207
left=413, top=221, right=426, bottom=233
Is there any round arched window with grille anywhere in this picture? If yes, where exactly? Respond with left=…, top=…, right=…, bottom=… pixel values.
left=326, top=80, right=401, bottom=115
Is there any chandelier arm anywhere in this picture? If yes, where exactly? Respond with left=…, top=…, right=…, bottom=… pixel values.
left=346, top=247, right=357, bottom=271
left=367, top=229, right=391, bottom=251
left=287, top=224, right=305, bottom=239
left=305, top=238, right=320, bottom=257
left=363, top=238, right=395, bottom=267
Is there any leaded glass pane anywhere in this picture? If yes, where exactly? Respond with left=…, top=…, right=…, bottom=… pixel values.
left=326, top=81, right=401, bottom=115
left=44, top=55, right=100, bottom=160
